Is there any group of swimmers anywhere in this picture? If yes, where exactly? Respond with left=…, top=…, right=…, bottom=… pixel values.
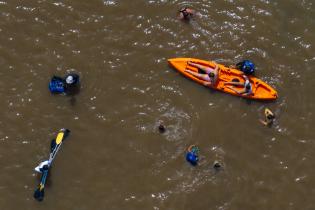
left=183, top=107, right=275, bottom=168
left=177, top=7, right=276, bottom=166
left=178, top=7, right=256, bottom=96
left=178, top=6, right=275, bottom=125
left=47, top=7, right=275, bottom=170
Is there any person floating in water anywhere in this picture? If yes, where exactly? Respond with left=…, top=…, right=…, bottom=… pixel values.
left=186, top=145, right=199, bottom=166
left=224, top=75, right=253, bottom=95
left=49, top=73, right=80, bottom=95
left=185, top=61, right=219, bottom=87
left=158, top=123, right=166, bottom=133
left=230, top=60, right=256, bottom=75
left=213, top=160, right=222, bottom=171
left=178, top=7, right=195, bottom=21
left=260, top=108, right=275, bottom=126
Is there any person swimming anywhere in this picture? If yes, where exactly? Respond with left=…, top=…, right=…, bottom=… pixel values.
left=224, top=75, right=253, bottom=95
left=213, top=160, right=222, bottom=171
left=260, top=108, right=275, bottom=126
left=178, top=7, right=195, bottom=21
left=186, top=145, right=199, bottom=166
left=185, top=61, right=219, bottom=87
left=158, top=122, right=166, bottom=133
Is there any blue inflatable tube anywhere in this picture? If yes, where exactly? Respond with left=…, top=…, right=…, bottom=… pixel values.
left=49, top=76, right=65, bottom=93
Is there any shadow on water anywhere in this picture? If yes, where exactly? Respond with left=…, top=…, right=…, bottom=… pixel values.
left=66, top=85, right=81, bottom=106
left=66, top=85, right=81, bottom=96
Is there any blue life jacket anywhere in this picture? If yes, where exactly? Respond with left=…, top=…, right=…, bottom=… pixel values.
left=186, top=152, right=199, bottom=166
left=49, top=76, right=65, bottom=93
left=237, top=60, right=255, bottom=74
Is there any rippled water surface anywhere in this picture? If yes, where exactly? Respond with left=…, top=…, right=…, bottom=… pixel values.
left=0, top=0, right=314, bottom=209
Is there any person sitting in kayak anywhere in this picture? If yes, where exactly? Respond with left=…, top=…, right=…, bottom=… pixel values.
left=185, top=61, right=219, bottom=87
left=224, top=75, right=253, bottom=95
left=178, top=7, right=195, bottom=21
left=230, top=60, right=255, bottom=75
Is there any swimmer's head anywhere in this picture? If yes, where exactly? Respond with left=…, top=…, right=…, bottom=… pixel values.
left=65, top=75, right=74, bottom=84
left=213, top=161, right=222, bottom=170
left=158, top=124, right=165, bottom=133
left=265, top=108, right=275, bottom=120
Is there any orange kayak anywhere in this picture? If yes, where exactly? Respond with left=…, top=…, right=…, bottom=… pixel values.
left=168, top=58, right=278, bottom=100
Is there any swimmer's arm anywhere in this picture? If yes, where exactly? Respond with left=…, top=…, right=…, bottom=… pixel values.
left=259, top=119, right=268, bottom=126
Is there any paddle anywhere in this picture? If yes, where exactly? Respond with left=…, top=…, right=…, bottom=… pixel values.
left=34, top=128, right=70, bottom=201
left=33, top=166, right=49, bottom=201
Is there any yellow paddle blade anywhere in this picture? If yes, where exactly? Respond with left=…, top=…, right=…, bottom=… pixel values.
left=55, top=132, right=65, bottom=144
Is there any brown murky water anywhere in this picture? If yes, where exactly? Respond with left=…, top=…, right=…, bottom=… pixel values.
left=0, top=0, right=314, bottom=209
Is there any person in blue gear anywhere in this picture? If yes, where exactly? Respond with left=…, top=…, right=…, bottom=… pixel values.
left=233, top=60, right=255, bottom=75
left=49, top=73, right=80, bottom=95
left=186, top=145, right=199, bottom=166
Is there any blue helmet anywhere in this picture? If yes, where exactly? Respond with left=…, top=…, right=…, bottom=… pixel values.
left=241, top=60, right=255, bottom=74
